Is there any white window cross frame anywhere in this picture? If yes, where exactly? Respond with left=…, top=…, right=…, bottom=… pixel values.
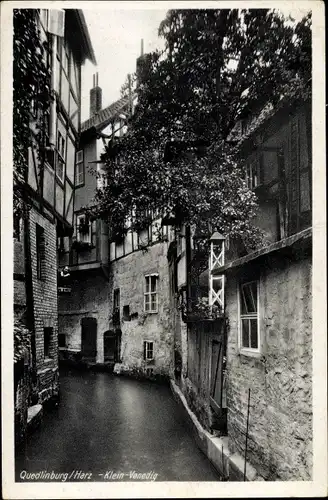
left=238, top=280, right=260, bottom=353
left=144, top=274, right=158, bottom=313
left=144, top=340, right=154, bottom=361
left=75, top=150, right=84, bottom=186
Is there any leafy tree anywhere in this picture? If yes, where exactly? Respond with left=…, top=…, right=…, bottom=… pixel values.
left=93, top=9, right=311, bottom=246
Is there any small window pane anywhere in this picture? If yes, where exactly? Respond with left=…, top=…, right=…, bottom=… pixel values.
left=250, top=319, right=258, bottom=348
left=145, top=277, right=150, bottom=293
left=151, top=276, right=157, bottom=292
left=151, top=294, right=157, bottom=310
left=241, top=283, right=257, bottom=314
left=241, top=319, right=249, bottom=348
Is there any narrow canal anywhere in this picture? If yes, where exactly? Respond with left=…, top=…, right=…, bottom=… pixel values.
left=16, top=368, right=220, bottom=482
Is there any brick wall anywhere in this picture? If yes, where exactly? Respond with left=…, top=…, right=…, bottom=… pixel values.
left=14, top=221, right=26, bottom=310
left=109, top=242, right=174, bottom=378
left=29, top=209, right=59, bottom=403
left=225, top=253, right=312, bottom=480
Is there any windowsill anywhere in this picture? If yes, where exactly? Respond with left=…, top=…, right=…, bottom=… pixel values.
left=238, top=349, right=262, bottom=359
left=144, top=311, right=158, bottom=315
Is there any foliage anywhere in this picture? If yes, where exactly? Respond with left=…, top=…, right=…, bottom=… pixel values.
left=14, top=318, right=31, bottom=363
left=13, top=9, right=51, bottom=217
left=178, top=296, right=222, bottom=321
left=94, top=9, right=311, bottom=246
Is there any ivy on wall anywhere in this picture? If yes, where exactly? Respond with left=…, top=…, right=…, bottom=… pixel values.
left=13, top=8, right=51, bottom=216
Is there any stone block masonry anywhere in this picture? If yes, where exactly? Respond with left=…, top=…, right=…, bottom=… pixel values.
left=29, top=208, right=59, bottom=403
left=225, top=253, right=312, bottom=480
left=109, top=242, right=174, bottom=378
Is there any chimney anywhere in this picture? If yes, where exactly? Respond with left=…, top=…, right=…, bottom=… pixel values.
left=90, top=72, right=102, bottom=117
left=136, top=39, right=150, bottom=89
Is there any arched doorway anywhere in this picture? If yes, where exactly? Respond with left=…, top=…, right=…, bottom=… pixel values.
left=103, top=329, right=121, bottom=363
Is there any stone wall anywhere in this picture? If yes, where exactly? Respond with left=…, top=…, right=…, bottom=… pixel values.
left=109, top=242, right=174, bottom=378
left=29, top=209, right=59, bottom=403
left=58, top=269, right=109, bottom=364
left=225, top=252, right=312, bottom=480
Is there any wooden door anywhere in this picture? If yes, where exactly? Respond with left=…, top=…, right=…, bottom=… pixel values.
left=81, top=317, right=97, bottom=359
left=210, top=338, right=225, bottom=409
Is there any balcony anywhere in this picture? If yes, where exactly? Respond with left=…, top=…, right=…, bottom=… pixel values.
left=180, top=295, right=223, bottom=323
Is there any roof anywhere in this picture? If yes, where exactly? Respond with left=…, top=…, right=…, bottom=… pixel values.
left=212, top=228, right=312, bottom=275
left=227, top=80, right=312, bottom=147
left=81, top=95, right=132, bottom=133
left=71, top=10, right=96, bottom=65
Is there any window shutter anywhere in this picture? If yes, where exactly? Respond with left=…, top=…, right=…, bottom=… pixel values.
left=48, top=9, right=65, bottom=37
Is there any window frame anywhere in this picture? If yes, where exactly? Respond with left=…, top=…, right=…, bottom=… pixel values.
left=144, top=274, right=158, bottom=313
left=76, top=213, right=92, bottom=244
left=245, top=160, right=259, bottom=190
left=143, top=340, right=154, bottom=361
left=75, top=150, right=84, bottom=187
left=113, top=288, right=120, bottom=311
left=44, top=327, right=53, bottom=359
left=238, top=280, right=260, bottom=354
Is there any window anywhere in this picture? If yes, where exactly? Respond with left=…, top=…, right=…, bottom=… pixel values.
left=245, top=161, right=258, bottom=190
left=239, top=281, right=259, bottom=351
left=57, top=130, right=66, bottom=182
left=44, top=327, right=53, bottom=358
left=113, top=289, right=120, bottom=324
left=75, top=150, right=84, bottom=186
left=113, top=288, right=120, bottom=310
left=76, top=214, right=91, bottom=244
left=36, top=224, right=45, bottom=280
left=143, top=341, right=154, bottom=361
left=123, top=305, right=130, bottom=321
left=144, top=274, right=158, bottom=313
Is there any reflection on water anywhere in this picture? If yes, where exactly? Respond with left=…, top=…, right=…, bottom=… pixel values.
left=16, top=367, right=220, bottom=481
